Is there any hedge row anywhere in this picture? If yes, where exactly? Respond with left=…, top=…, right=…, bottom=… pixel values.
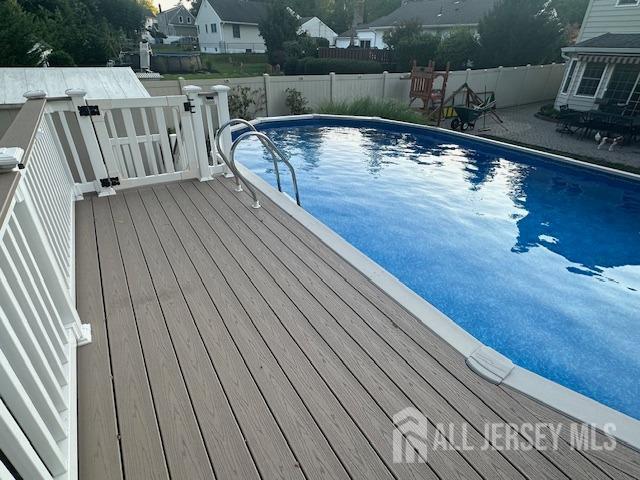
left=285, top=57, right=392, bottom=75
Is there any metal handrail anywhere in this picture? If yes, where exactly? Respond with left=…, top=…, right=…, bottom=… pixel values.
left=215, top=119, right=261, bottom=208
left=214, top=118, right=301, bottom=207
left=230, top=131, right=301, bottom=206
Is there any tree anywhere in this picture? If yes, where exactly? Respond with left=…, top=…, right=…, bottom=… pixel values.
left=190, top=0, right=203, bottom=16
left=384, top=21, right=441, bottom=71
left=0, top=0, right=40, bottom=66
left=552, top=0, right=589, bottom=26
left=435, top=29, right=480, bottom=70
left=259, top=0, right=299, bottom=65
left=477, top=0, right=563, bottom=68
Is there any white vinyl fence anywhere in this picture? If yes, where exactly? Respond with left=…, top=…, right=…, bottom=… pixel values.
left=142, top=63, right=566, bottom=117
left=0, top=84, right=233, bottom=478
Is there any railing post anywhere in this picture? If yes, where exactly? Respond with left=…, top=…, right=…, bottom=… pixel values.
left=263, top=73, right=271, bottom=117
left=382, top=71, right=388, bottom=99
left=329, top=72, right=336, bottom=103
left=211, top=85, right=232, bottom=176
left=183, top=85, right=213, bottom=182
left=64, top=89, right=115, bottom=197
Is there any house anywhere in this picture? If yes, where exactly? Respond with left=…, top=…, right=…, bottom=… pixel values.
left=554, top=0, right=640, bottom=115
left=196, top=0, right=268, bottom=54
left=335, top=0, right=497, bottom=49
left=298, top=16, right=338, bottom=46
left=156, top=4, right=198, bottom=44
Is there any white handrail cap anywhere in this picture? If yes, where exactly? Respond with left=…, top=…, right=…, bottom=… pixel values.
left=211, top=85, right=231, bottom=93
left=183, top=85, right=202, bottom=94
left=23, top=90, right=47, bottom=99
left=65, top=88, right=87, bottom=97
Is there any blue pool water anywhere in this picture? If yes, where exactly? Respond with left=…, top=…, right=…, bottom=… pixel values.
left=233, top=118, right=640, bottom=419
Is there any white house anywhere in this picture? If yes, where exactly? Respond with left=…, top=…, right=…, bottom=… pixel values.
left=554, top=0, right=640, bottom=114
left=336, top=0, right=497, bottom=49
left=196, top=0, right=268, bottom=54
left=298, top=16, right=338, bottom=46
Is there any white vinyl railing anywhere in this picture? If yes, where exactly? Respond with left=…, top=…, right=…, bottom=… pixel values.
left=0, top=84, right=233, bottom=478
left=0, top=94, right=89, bottom=480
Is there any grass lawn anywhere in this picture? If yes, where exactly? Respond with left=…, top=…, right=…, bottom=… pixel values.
left=161, top=52, right=270, bottom=79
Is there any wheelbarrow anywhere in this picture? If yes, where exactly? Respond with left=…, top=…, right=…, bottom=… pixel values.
left=450, top=105, right=487, bottom=131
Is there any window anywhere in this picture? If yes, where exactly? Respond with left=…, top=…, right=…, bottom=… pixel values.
left=617, top=0, right=639, bottom=5
left=211, top=23, right=217, bottom=33
left=561, top=59, right=577, bottom=93
left=360, top=40, right=371, bottom=48
left=232, top=24, right=241, bottom=38
left=603, top=64, right=640, bottom=104
left=187, top=17, right=191, bottom=24
left=205, top=24, right=208, bottom=33
left=576, top=63, right=606, bottom=97
left=179, top=15, right=183, bottom=23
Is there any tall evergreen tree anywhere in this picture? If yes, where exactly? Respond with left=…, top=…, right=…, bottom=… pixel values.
left=478, top=0, right=563, bottom=68
left=259, top=0, right=299, bottom=65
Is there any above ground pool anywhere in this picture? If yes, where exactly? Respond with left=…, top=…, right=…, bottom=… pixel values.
left=233, top=118, right=640, bottom=420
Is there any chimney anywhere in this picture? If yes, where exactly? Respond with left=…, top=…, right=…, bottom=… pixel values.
left=158, top=3, right=162, bottom=12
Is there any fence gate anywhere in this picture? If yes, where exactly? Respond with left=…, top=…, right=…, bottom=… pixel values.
left=80, top=96, right=202, bottom=191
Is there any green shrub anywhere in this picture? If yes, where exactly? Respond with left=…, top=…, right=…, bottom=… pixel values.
left=317, top=97, right=426, bottom=124
left=229, top=85, right=265, bottom=120
left=288, top=57, right=387, bottom=75
left=285, top=88, right=309, bottom=115
left=395, top=35, right=441, bottom=71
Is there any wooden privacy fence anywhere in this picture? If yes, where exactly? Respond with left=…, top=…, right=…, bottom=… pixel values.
left=318, top=47, right=393, bottom=63
left=0, top=84, right=233, bottom=478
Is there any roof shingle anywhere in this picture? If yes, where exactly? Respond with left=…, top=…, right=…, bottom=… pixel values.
left=206, top=0, right=268, bottom=24
left=575, top=33, right=640, bottom=49
left=367, top=0, right=498, bottom=28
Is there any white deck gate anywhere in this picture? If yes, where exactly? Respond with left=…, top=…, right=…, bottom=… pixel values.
left=0, top=85, right=232, bottom=479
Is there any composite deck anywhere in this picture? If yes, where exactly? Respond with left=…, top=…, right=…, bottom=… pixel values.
left=75, top=176, right=640, bottom=480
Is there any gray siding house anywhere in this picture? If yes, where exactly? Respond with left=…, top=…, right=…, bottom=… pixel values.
left=156, top=4, right=198, bottom=42
left=554, top=0, right=640, bottom=115
left=196, top=0, right=268, bottom=53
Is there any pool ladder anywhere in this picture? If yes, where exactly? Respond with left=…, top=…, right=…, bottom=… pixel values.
left=214, top=119, right=301, bottom=209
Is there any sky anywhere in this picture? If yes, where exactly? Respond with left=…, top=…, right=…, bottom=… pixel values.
left=158, top=0, right=191, bottom=11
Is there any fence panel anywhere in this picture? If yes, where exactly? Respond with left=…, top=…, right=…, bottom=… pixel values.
left=0, top=95, right=88, bottom=480
left=142, top=63, right=565, bottom=115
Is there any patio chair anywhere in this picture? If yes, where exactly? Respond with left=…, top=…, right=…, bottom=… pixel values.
left=555, top=105, right=581, bottom=135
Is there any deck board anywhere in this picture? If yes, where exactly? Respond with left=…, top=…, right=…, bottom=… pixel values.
left=75, top=200, right=123, bottom=480
left=76, top=177, right=640, bottom=480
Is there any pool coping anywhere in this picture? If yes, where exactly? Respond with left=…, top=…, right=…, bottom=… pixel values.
left=232, top=114, right=640, bottom=451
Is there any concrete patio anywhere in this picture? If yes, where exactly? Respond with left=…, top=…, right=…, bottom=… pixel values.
left=457, top=101, right=640, bottom=172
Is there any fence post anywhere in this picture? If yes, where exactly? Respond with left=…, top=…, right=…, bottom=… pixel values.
left=64, top=89, right=115, bottom=197
left=329, top=72, right=336, bottom=103
left=211, top=85, right=232, bottom=176
left=518, top=64, right=532, bottom=106
left=382, top=71, right=388, bottom=99
left=183, top=85, right=213, bottom=182
left=495, top=66, right=503, bottom=108
left=263, top=73, right=271, bottom=117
